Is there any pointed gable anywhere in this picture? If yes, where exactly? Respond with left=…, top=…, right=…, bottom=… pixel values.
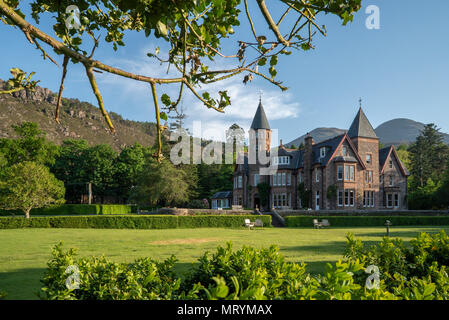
left=380, top=146, right=410, bottom=176
left=323, top=134, right=367, bottom=169
left=250, top=101, right=270, bottom=130
left=348, top=108, right=378, bottom=139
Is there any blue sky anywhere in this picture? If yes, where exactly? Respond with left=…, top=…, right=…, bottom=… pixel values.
left=1, top=0, right=448, bottom=145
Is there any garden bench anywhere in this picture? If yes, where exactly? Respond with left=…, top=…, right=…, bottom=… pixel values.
left=254, top=219, right=264, bottom=227
left=244, top=218, right=255, bottom=230
left=313, top=219, right=330, bottom=228
left=321, top=219, right=331, bottom=227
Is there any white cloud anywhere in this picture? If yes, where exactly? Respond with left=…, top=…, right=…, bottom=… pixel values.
left=94, top=45, right=301, bottom=140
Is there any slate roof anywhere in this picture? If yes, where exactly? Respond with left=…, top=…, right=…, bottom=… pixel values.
left=379, top=146, right=391, bottom=168
left=250, top=101, right=270, bottom=130
left=312, top=134, right=346, bottom=166
left=348, top=108, right=378, bottom=139
left=379, top=146, right=410, bottom=176
left=211, top=191, right=233, bottom=199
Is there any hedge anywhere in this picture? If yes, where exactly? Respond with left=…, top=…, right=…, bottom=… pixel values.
left=0, top=204, right=138, bottom=216
left=0, top=215, right=271, bottom=230
left=285, top=216, right=449, bottom=228
left=277, top=210, right=449, bottom=217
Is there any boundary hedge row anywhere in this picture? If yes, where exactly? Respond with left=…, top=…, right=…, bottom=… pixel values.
left=277, top=210, right=449, bottom=217
left=0, top=204, right=138, bottom=216
left=0, top=215, right=271, bottom=230
left=285, top=216, right=449, bottom=227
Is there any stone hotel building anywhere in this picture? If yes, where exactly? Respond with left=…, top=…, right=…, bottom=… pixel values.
left=233, top=101, right=409, bottom=210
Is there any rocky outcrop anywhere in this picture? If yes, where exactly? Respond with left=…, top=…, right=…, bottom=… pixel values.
left=0, top=79, right=159, bottom=151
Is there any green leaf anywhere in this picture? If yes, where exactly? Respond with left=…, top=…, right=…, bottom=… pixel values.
left=258, top=57, right=267, bottom=66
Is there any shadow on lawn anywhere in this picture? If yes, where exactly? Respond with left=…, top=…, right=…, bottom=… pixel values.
left=0, top=268, right=46, bottom=300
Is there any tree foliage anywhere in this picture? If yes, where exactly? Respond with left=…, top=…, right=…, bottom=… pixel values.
left=0, top=0, right=362, bottom=160
left=408, top=124, right=449, bottom=189
left=0, top=122, right=59, bottom=167
left=129, top=159, right=190, bottom=206
left=0, top=161, right=65, bottom=218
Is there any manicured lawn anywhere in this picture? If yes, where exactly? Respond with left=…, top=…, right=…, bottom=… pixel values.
left=1, top=226, right=448, bottom=300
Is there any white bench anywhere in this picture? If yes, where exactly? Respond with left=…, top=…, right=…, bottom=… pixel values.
left=313, top=219, right=330, bottom=228
left=244, top=219, right=255, bottom=230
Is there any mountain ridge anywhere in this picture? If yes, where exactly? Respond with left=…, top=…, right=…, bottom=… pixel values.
left=286, top=118, right=449, bottom=147
left=0, top=79, right=158, bottom=151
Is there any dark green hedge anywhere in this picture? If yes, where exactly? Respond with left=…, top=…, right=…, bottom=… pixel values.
left=0, top=204, right=138, bottom=216
left=0, top=215, right=271, bottom=230
left=285, top=216, right=449, bottom=228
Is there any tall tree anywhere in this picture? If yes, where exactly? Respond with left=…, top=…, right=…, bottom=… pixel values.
left=52, top=139, right=90, bottom=203
left=114, top=143, right=150, bottom=201
left=408, top=124, right=449, bottom=189
left=129, top=159, right=190, bottom=207
left=0, top=162, right=65, bottom=218
left=0, top=122, right=59, bottom=167
left=0, top=0, right=362, bottom=160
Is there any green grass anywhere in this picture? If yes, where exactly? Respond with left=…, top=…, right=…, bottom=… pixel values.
left=1, top=226, right=448, bottom=300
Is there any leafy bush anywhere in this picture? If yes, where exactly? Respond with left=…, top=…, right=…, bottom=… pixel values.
left=40, top=233, right=449, bottom=300
left=186, top=199, right=208, bottom=209
left=285, top=216, right=449, bottom=227
left=0, top=215, right=271, bottom=230
left=0, top=290, right=6, bottom=299
left=39, top=243, right=195, bottom=300
left=344, top=231, right=449, bottom=299
left=183, top=243, right=315, bottom=299
left=0, top=204, right=138, bottom=216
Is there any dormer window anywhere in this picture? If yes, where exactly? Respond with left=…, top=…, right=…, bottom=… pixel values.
left=389, top=160, right=393, bottom=169
left=273, top=156, right=290, bottom=165
left=320, top=147, right=326, bottom=158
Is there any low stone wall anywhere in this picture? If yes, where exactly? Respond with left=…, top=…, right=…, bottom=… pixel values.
left=148, top=208, right=256, bottom=216
left=277, top=209, right=449, bottom=218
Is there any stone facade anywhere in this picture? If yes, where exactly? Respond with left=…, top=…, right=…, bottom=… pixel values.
left=233, top=103, right=410, bottom=211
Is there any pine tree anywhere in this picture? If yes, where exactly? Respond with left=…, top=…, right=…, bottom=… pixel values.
left=408, top=124, right=449, bottom=189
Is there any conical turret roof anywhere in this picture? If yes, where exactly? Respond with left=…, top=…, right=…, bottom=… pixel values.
left=250, top=100, right=270, bottom=130
left=348, top=107, right=378, bottom=139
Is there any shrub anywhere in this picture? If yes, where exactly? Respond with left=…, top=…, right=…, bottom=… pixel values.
left=0, top=215, right=271, bottom=230
left=344, top=231, right=449, bottom=298
left=39, top=243, right=191, bottom=300
left=186, top=199, right=208, bottom=209
left=39, top=233, right=449, bottom=300
left=182, top=242, right=315, bottom=300
left=285, top=216, right=449, bottom=228
left=0, top=204, right=138, bottom=216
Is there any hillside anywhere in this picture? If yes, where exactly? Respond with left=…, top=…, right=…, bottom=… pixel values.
left=0, top=79, right=158, bottom=150
left=286, top=118, right=449, bottom=148
left=375, top=118, right=449, bottom=146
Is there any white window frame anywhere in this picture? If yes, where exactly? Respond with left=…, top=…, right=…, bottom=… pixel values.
left=337, top=190, right=343, bottom=207
left=337, top=165, right=343, bottom=181
left=320, top=147, right=326, bottom=158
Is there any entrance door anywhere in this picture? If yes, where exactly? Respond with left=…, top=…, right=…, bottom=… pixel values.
left=254, top=197, right=261, bottom=210
left=316, top=191, right=320, bottom=210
